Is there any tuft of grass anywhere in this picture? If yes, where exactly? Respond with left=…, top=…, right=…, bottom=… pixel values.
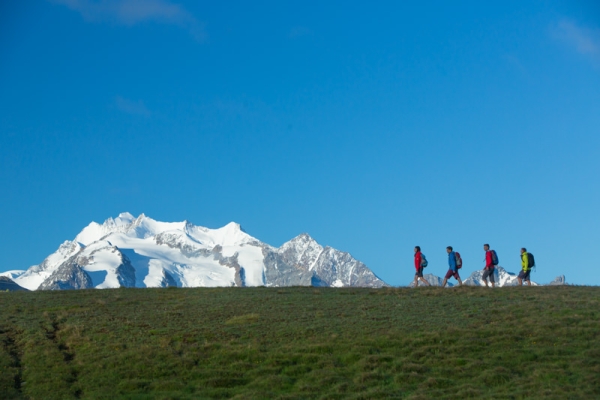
left=0, top=286, right=598, bottom=398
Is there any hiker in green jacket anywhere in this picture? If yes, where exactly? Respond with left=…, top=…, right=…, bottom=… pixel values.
left=518, top=248, right=532, bottom=286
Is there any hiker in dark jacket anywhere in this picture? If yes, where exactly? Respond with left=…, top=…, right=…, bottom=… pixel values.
left=518, top=247, right=532, bottom=286
left=412, top=246, right=430, bottom=287
left=482, top=244, right=496, bottom=288
left=442, top=246, right=462, bottom=287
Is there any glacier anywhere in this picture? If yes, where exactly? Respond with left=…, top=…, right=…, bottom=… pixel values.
left=2, top=213, right=387, bottom=290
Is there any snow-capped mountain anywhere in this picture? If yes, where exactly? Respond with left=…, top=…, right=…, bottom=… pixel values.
left=2, top=213, right=387, bottom=290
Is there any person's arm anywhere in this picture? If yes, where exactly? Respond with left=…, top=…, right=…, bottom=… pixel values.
left=449, top=253, right=456, bottom=270
left=415, top=253, right=421, bottom=270
left=485, top=251, right=492, bottom=268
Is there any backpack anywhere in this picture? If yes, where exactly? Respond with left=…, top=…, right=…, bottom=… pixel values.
left=491, top=250, right=499, bottom=266
left=527, top=252, right=535, bottom=268
left=420, top=254, right=428, bottom=268
left=455, top=252, right=462, bottom=269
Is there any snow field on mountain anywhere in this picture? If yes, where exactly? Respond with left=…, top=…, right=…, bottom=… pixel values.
left=78, top=242, right=122, bottom=286
left=222, top=244, right=266, bottom=286
left=106, top=233, right=237, bottom=288
left=12, top=268, right=51, bottom=291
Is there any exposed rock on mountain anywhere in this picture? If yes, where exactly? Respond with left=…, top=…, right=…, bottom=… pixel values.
left=548, top=275, right=567, bottom=285
left=39, top=256, right=93, bottom=290
left=277, top=234, right=385, bottom=288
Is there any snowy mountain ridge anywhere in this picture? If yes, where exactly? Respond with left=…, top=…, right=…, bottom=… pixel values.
left=2, top=213, right=386, bottom=290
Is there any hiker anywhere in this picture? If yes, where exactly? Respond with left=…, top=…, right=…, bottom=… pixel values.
left=413, top=246, right=430, bottom=287
left=442, top=246, right=462, bottom=287
left=482, top=244, right=496, bottom=288
left=518, top=247, right=532, bottom=286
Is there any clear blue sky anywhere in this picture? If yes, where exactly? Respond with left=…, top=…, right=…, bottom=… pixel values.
left=1, top=0, right=599, bottom=286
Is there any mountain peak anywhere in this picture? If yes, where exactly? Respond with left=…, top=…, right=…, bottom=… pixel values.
left=223, top=221, right=244, bottom=232
left=117, top=212, right=134, bottom=220
left=290, top=233, right=316, bottom=244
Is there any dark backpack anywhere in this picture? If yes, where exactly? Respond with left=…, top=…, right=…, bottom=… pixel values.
left=455, top=252, right=462, bottom=269
left=420, top=254, right=428, bottom=268
left=527, top=252, right=535, bottom=268
left=491, top=250, right=499, bottom=266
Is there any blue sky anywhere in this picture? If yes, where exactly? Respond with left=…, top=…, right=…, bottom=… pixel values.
left=1, top=0, right=599, bottom=286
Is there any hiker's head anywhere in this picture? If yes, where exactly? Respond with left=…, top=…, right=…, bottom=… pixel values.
left=446, top=246, right=453, bottom=253
left=521, top=247, right=527, bottom=254
left=483, top=244, right=490, bottom=251
left=414, top=246, right=421, bottom=253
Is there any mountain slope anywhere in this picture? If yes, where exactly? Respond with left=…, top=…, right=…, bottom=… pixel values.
left=3, top=213, right=387, bottom=290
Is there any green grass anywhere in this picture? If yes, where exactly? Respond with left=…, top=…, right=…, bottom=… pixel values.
left=1, top=286, right=599, bottom=399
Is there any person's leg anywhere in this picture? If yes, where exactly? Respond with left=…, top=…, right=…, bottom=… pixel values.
left=419, top=277, right=430, bottom=286
left=518, top=270, right=526, bottom=286
left=482, top=269, right=490, bottom=287
left=490, top=270, right=496, bottom=288
left=457, top=274, right=462, bottom=286
left=525, top=270, right=531, bottom=286
left=442, top=270, right=453, bottom=288
left=413, top=275, right=418, bottom=287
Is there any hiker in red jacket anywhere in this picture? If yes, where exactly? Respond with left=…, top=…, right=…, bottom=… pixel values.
left=482, top=244, right=496, bottom=288
left=413, top=246, right=430, bottom=287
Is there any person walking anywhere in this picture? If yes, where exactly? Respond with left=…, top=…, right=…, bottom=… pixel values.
left=413, top=246, right=430, bottom=287
left=518, top=247, right=532, bottom=286
left=482, top=244, right=496, bottom=288
left=442, top=246, right=462, bottom=287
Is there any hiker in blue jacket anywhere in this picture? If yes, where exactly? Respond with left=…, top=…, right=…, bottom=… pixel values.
left=442, top=246, right=462, bottom=288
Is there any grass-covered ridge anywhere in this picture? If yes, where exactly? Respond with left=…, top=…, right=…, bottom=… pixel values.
left=1, top=286, right=598, bottom=399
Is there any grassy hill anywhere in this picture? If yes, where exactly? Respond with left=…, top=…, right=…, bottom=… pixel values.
left=1, top=286, right=598, bottom=399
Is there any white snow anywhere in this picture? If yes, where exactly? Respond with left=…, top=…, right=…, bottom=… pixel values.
left=0, top=270, right=25, bottom=280
left=230, top=244, right=265, bottom=286
left=331, top=279, right=344, bottom=288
